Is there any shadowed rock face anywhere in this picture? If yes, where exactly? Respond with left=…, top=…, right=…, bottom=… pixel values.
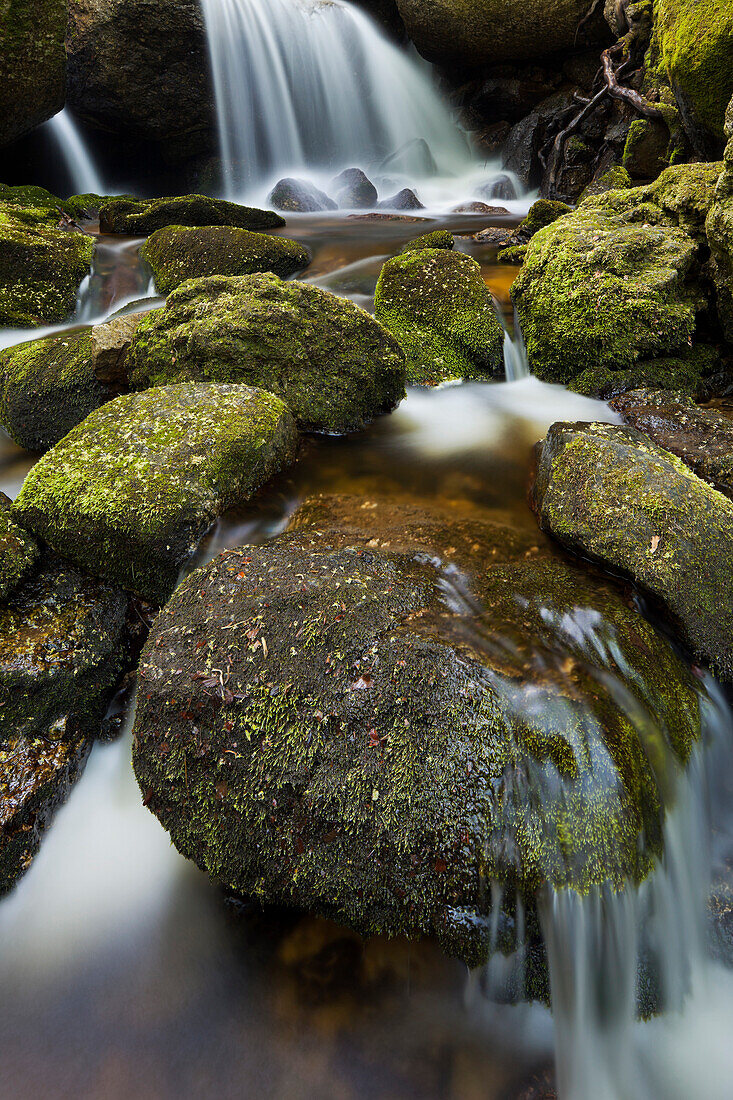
left=534, top=420, right=733, bottom=680
left=0, top=0, right=67, bottom=147
left=132, top=494, right=701, bottom=966
left=66, top=0, right=215, bottom=161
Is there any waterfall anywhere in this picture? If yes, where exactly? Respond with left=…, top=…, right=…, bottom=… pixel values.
left=47, top=109, right=104, bottom=197
left=200, top=0, right=476, bottom=201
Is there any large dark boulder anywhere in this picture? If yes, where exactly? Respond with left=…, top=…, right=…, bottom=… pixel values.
left=99, top=195, right=284, bottom=236
left=534, top=421, right=733, bottom=681
left=0, top=0, right=67, bottom=147
left=132, top=495, right=701, bottom=965
left=66, top=0, right=214, bottom=161
left=268, top=179, right=337, bottom=214
left=126, top=273, right=407, bottom=435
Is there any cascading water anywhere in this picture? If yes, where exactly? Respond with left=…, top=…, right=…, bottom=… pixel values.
left=200, top=0, right=483, bottom=204
left=46, top=108, right=105, bottom=197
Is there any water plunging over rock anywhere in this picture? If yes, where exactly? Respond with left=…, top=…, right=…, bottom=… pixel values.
left=200, top=0, right=474, bottom=198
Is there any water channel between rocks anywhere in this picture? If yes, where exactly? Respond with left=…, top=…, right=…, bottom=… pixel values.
left=3, top=214, right=733, bottom=1100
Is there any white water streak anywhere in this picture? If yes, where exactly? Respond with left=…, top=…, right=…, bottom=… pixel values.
left=47, top=109, right=104, bottom=196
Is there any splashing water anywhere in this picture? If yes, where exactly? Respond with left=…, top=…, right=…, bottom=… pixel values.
left=200, top=0, right=492, bottom=206
left=46, top=108, right=104, bottom=197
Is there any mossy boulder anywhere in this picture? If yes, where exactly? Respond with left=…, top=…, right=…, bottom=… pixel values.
left=512, top=165, right=721, bottom=384
left=0, top=203, right=95, bottom=327
left=534, top=421, right=733, bottom=680
left=651, top=0, right=733, bottom=154
left=0, top=315, right=142, bottom=453
left=706, top=98, right=733, bottom=344
left=0, top=552, right=130, bottom=893
left=99, top=195, right=284, bottom=237
left=570, top=345, right=719, bottom=400
left=132, top=496, right=701, bottom=965
left=579, top=166, right=633, bottom=201
left=0, top=493, right=38, bottom=602
left=14, top=383, right=299, bottom=604
left=141, top=225, right=311, bottom=295
left=400, top=230, right=455, bottom=254
left=395, top=0, right=607, bottom=67
left=611, top=388, right=733, bottom=500
left=374, top=249, right=504, bottom=385
left=622, top=120, right=671, bottom=181
left=126, top=273, right=406, bottom=435
left=0, top=185, right=98, bottom=221
left=0, top=0, right=66, bottom=147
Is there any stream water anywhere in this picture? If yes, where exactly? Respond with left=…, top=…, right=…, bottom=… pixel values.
left=3, top=1, right=733, bottom=1096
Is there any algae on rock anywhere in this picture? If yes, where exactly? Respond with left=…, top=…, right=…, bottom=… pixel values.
left=14, top=383, right=299, bottom=604
left=99, top=195, right=284, bottom=236
left=374, top=248, right=504, bottom=385
left=126, top=273, right=406, bottom=434
left=142, top=225, right=311, bottom=294
left=131, top=496, right=701, bottom=965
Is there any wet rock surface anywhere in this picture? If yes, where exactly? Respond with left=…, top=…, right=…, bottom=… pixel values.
left=534, top=421, right=733, bottom=680
left=268, top=178, right=337, bottom=214
left=99, top=195, right=284, bottom=236
left=375, top=248, right=504, bottom=384
left=14, top=383, right=299, bottom=604
left=0, top=203, right=95, bottom=327
left=706, top=97, right=733, bottom=344
left=132, top=494, right=701, bottom=965
left=126, top=273, right=406, bottom=435
left=0, top=494, right=38, bottom=602
left=0, top=0, right=66, bottom=147
left=330, top=168, right=379, bottom=209
left=141, top=225, right=311, bottom=295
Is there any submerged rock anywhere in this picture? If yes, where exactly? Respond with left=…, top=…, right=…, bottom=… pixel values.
left=706, top=97, right=733, bottom=344
left=512, top=164, right=721, bottom=384
left=141, top=225, right=311, bottom=295
left=611, top=388, right=733, bottom=500
left=132, top=495, right=701, bottom=965
left=126, top=273, right=406, bottom=435
left=330, top=168, right=378, bottom=209
left=0, top=203, right=94, bottom=327
left=0, top=314, right=142, bottom=452
left=534, top=421, right=733, bottom=680
left=374, top=248, right=504, bottom=384
left=14, top=383, right=299, bottom=604
left=0, top=494, right=38, bottom=602
left=0, top=552, right=130, bottom=893
left=268, top=178, right=337, bottom=214
left=99, top=195, right=284, bottom=236
left=0, top=0, right=66, bottom=147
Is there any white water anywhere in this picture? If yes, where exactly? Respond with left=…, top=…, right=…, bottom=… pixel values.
left=47, top=108, right=104, bottom=197
left=200, top=0, right=509, bottom=210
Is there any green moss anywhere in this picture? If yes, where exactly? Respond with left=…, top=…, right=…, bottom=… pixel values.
left=0, top=202, right=94, bottom=326
left=14, top=383, right=299, bottom=604
left=535, top=422, right=733, bottom=680
left=131, top=511, right=702, bottom=964
left=520, top=199, right=572, bottom=237
left=497, top=244, right=527, bottom=265
left=99, top=194, right=285, bottom=236
left=0, top=0, right=66, bottom=146
left=579, top=167, right=634, bottom=202
left=374, top=248, right=504, bottom=385
left=706, top=110, right=733, bottom=342
left=652, top=0, right=733, bottom=148
left=0, top=492, right=38, bottom=601
left=141, top=224, right=311, bottom=294
left=400, top=230, right=455, bottom=254
left=126, top=272, right=406, bottom=435
left=570, top=345, right=718, bottom=399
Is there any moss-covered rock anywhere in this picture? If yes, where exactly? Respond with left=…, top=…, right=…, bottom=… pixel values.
left=131, top=497, right=701, bottom=964
left=0, top=185, right=95, bottom=221
left=0, top=552, right=130, bottom=893
left=99, top=195, right=284, bottom=236
left=579, top=166, right=634, bottom=201
left=395, top=0, right=607, bottom=67
left=0, top=493, right=38, bottom=602
left=611, top=387, right=733, bottom=499
left=141, top=225, right=311, bottom=295
left=622, top=119, right=671, bottom=180
left=512, top=165, right=721, bottom=383
left=126, top=273, right=406, bottom=435
left=0, top=202, right=95, bottom=327
left=651, top=0, right=733, bottom=154
left=400, top=230, right=455, bottom=254
left=569, top=345, right=718, bottom=399
left=14, top=383, right=299, bottom=604
left=0, top=0, right=66, bottom=147
left=374, top=249, right=504, bottom=385
left=534, top=421, right=733, bottom=679
left=706, top=97, right=733, bottom=344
